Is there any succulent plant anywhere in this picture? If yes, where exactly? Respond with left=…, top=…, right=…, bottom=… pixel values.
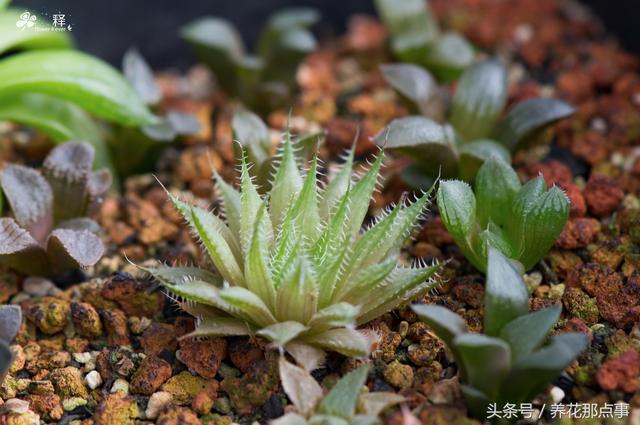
left=0, top=3, right=158, bottom=176
left=374, top=0, right=474, bottom=81
left=146, top=135, right=439, bottom=369
left=0, top=305, right=22, bottom=385
left=436, top=157, right=569, bottom=273
left=375, top=59, right=574, bottom=183
left=0, top=142, right=110, bottom=276
left=181, top=8, right=319, bottom=112
left=273, top=358, right=404, bottom=425
left=413, top=247, right=588, bottom=422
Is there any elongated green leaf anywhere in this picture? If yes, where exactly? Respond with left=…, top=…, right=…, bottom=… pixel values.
left=163, top=280, right=221, bottom=307
left=475, top=157, right=521, bottom=228
left=436, top=180, right=485, bottom=270
left=484, top=247, right=529, bottom=336
left=214, top=172, right=242, bottom=237
left=457, top=139, right=510, bottom=182
left=232, top=110, right=271, bottom=168
left=270, top=133, right=304, bottom=230
left=495, top=98, right=575, bottom=151
left=181, top=17, right=245, bottom=96
left=453, top=333, right=511, bottom=400
left=380, top=63, right=434, bottom=115
left=450, top=60, right=507, bottom=140
left=294, top=157, right=322, bottom=241
left=304, top=328, right=370, bottom=357
left=337, top=259, right=396, bottom=305
left=275, top=255, right=319, bottom=323
left=0, top=8, right=72, bottom=55
left=186, top=316, right=255, bottom=338
left=374, top=117, right=458, bottom=177
left=239, top=153, right=269, bottom=255
left=500, top=304, right=561, bottom=362
left=245, top=203, right=276, bottom=308
left=319, top=148, right=353, bottom=221
left=258, top=321, right=307, bottom=346
left=219, top=286, right=277, bottom=327
left=307, top=302, right=359, bottom=330
left=374, top=0, right=438, bottom=59
left=0, top=93, right=113, bottom=173
left=142, top=264, right=222, bottom=287
left=423, top=32, right=474, bottom=82
left=317, top=364, right=369, bottom=418
left=0, top=50, right=157, bottom=127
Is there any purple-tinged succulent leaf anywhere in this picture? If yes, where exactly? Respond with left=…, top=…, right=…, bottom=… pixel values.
left=0, top=164, right=53, bottom=239
left=0, top=218, right=50, bottom=275
left=46, top=228, right=104, bottom=274
left=0, top=341, right=12, bottom=385
left=56, top=218, right=102, bottom=234
left=42, top=142, right=94, bottom=222
left=0, top=305, right=22, bottom=344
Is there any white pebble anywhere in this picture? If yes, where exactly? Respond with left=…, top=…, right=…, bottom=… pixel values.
left=110, top=378, right=129, bottom=394
left=73, top=352, right=92, bottom=364
left=84, top=370, right=102, bottom=390
left=145, top=391, right=173, bottom=419
left=22, top=277, right=56, bottom=296
left=550, top=386, right=565, bottom=403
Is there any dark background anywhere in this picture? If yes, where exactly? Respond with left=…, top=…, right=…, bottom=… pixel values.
left=9, top=0, right=640, bottom=70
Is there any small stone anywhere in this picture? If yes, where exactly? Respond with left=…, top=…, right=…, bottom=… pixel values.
left=111, top=378, right=130, bottom=394
left=145, top=391, right=174, bottom=419
left=3, top=410, right=40, bottom=425
left=93, top=392, right=139, bottom=425
left=130, top=356, right=172, bottom=395
left=85, top=370, right=103, bottom=390
left=178, top=337, right=227, bottom=379
left=22, top=277, right=56, bottom=297
left=0, top=398, right=29, bottom=414
left=9, top=345, right=25, bottom=374
left=24, top=393, right=60, bottom=420
left=597, top=350, right=640, bottom=393
left=227, top=339, right=263, bottom=373
left=161, top=371, right=209, bottom=405
left=25, top=297, right=70, bottom=334
left=140, top=323, right=177, bottom=357
left=49, top=367, right=88, bottom=399
left=62, top=397, right=87, bottom=411
left=101, top=273, right=163, bottom=317
left=71, top=302, right=103, bottom=337
left=101, top=308, right=131, bottom=346
left=383, top=360, right=414, bottom=389
left=156, top=406, right=202, bottom=425
left=550, top=386, right=565, bottom=403
left=584, top=173, right=624, bottom=217
left=192, top=391, right=214, bottom=415
left=128, top=316, right=152, bottom=335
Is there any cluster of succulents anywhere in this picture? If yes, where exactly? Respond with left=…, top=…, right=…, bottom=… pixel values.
left=436, top=157, right=569, bottom=273
left=376, top=59, right=574, bottom=183
left=413, top=247, right=587, bottom=421
left=147, top=134, right=439, bottom=369
left=182, top=8, right=319, bottom=112
left=0, top=142, right=110, bottom=276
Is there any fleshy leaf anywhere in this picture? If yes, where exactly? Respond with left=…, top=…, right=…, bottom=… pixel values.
left=304, top=328, right=371, bottom=357
left=0, top=341, right=13, bottom=385
left=257, top=321, right=306, bottom=346
left=359, top=392, right=405, bottom=417
left=0, top=305, right=22, bottom=343
left=474, top=156, right=521, bottom=228
left=275, top=256, right=319, bottom=324
left=423, top=32, right=474, bottom=82
left=500, top=304, right=561, bottom=362
left=284, top=342, right=326, bottom=372
left=450, top=60, right=507, bottom=140
left=219, top=286, right=277, bottom=327
left=380, top=63, right=434, bottom=115
left=46, top=228, right=104, bottom=274
left=307, top=302, right=359, bottom=330
left=495, top=98, right=575, bottom=151
left=374, top=117, right=458, bottom=177
left=317, top=364, right=369, bottom=419
left=0, top=8, right=72, bottom=55
left=232, top=110, right=271, bottom=169
left=0, top=50, right=158, bottom=126
left=186, top=316, right=254, bottom=337
left=0, top=165, right=53, bottom=238
left=484, top=247, right=529, bottom=336
left=270, top=133, right=303, bottom=231
left=457, top=139, right=511, bottom=182
left=122, top=48, right=161, bottom=105
left=0, top=218, right=50, bottom=275
left=271, top=413, right=309, bottom=425
left=319, top=148, right=353, bottom=221
left=279, top=357, right=324, bottom=416
left=245, top=203, right=276, bottom=308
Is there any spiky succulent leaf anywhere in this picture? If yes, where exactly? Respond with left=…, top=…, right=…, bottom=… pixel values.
left=499, top=304, right=561, bottom=362
left=303, top=328, right=371, bottom=358
left=317, top=364, right=369, bottom=418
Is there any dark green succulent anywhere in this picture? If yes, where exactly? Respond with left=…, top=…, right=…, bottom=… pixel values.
left=413, top=247, right=587, bottom=422
left=182, top=8, right=319, bottom=112
left=375, top=59, right=574, bottom=183
left=0, top=142, right=110, bottom=276
left=436, top=157, right=569, bottom=273
left=0, top=305, right=22, bottom=384
left=374, top=0, right=474, bottom=81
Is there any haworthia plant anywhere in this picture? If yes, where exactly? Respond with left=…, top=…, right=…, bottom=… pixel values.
left=376, top=59, right=574, bottom=183
left=413, top=247, right=588, bottom=422
left=181, top=8, right=319, bottom=112
left=0, top=305, right=21, bottom=385
left=0, top=142, right=110, bottom=276
left=273, top=358, right=404, bottom=425
left=436, top=157, right=569, bottom=273
left=374, top=0, right=474, bottom=81
left=145, top=134, right=439, bottom=369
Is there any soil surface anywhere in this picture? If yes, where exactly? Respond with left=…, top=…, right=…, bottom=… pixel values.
left=1, top=0, right=640, bottom=424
